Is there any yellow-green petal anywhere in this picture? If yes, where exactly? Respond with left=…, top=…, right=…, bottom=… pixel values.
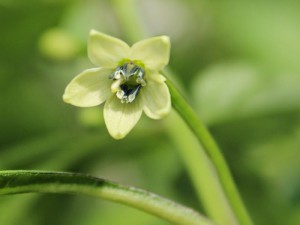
left=63, top=68, right=113, bottom=107
left=130, top=36, right=170, bottom=71
left=88, top=30, right=130, bottom=67
left=142, top=75, right=171, bottom=119
left=104, top=96, right=143, bottom=139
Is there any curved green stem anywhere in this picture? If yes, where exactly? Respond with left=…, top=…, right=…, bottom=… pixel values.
left=166, top=110, right=239, bottom=225
left=165, top=79, right=254, bottom=225
left=0, top=170, right=214, bottom=225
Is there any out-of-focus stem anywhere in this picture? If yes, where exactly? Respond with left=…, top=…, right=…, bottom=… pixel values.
left=166, top=79, right=253, bottom=225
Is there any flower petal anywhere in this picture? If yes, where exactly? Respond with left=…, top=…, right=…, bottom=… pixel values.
left=104, top=96, right=143, bottom=139
left=88, top=30, right=130, bottom=67
left=63, top=68, right=113, bottom=107
left=142, top=74, right=171, bottom=119
left=130, top=36, right=170, bottom=71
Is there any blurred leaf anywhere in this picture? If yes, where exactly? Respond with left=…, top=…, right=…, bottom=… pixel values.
left=212, top=0, right=300, bottom=73
left=246, top=128, right=300, bottom=201
left=0, top=1, right=69, bottom=63
left=192, top=63, right=300, bottom=125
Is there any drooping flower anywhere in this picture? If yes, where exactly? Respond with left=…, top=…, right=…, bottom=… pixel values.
left=63, top=30, right=171, bottom=139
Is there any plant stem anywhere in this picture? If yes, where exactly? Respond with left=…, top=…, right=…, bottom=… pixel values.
left=165, top=79, right=254, bottom=225
left=166, top=110, right=239, bottom=225
left=0, top=170, right=215, bottom=225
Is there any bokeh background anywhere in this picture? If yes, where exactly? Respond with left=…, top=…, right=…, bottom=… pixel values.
left=1, top=0, right=300, bottom=224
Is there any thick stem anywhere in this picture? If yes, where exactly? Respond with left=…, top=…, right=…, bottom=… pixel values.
left=0, top=170, right=214, bottom=225
left=165, top=79, right=254, bottom=225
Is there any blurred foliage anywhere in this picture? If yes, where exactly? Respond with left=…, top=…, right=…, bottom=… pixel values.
left=0, top=0, right=300, bottom=225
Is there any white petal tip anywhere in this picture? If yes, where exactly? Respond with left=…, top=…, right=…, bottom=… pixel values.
left=62, top=96, right=77, bottom=106
left=62, top=94, right=70, bottom=103
left=89, top=29, right=98, bottom=35
left=160, top=36, right=170, bottom=44
left=110, top=132, right=126, bottom=140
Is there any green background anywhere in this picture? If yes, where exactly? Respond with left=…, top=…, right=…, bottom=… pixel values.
left=1, top=0, right=300, bottom=224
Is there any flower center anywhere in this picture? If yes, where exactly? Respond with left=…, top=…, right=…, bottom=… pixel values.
left=109, top=62, right=146, bottom=103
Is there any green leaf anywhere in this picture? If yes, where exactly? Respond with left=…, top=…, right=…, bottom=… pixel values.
left=192, top=63, right=300, bottom=125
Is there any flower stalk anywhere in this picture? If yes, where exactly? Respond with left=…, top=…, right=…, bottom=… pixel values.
left=165, top=78, right=254, bottom=225
left=166, top=110, right=239, bottom=225
left=0, top=170, right=215, bottom=225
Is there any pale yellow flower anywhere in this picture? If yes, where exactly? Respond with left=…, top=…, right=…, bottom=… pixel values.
left=63, top=30, right=171, bottom=139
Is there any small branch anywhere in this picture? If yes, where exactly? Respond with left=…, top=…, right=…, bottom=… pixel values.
left=0, top=170, right=214, bottom=225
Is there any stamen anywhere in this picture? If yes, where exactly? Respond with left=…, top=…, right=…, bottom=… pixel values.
left=116, top=89, right=125, bottom=99
left=110, top=63, right=146, bottom=103
left=136, top=77, right=146, bottom=86
left=111, top=79, right=123, bottom=93
left=127, top=95, right=135, bottom=103
left=127, top=85, right=142, bottom=103
left=127, top=66, right=139, bottom=79
left=137, top=67, right=145, bottom=79
left=114, top=71, right=122, bottom=80
left=109, top=64, right=128, bottom=80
